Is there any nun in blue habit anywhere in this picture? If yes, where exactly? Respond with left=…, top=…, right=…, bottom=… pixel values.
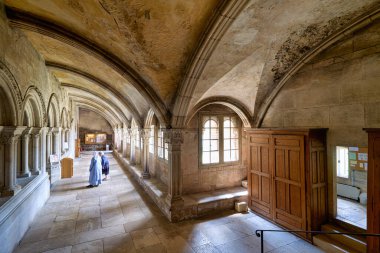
left=87, top=151, right=102, bottom=188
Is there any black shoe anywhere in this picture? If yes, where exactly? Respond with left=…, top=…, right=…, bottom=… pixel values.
left=94, top=185, right=99, bottom=187
left=86, top=185, right=94, bottom=188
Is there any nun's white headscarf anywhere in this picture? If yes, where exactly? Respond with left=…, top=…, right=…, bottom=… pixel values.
left=93, top=151, right=98, bottom=158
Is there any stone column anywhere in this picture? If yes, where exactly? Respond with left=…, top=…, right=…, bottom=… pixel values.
left=46, top=129, right=52, bottom=161
left=40, top=127, right=47, bottom=174
left=122, top=128, right=128, bottom=157
left=141, top=128, right=150, bottom=179
left=130, top=129, right=136, bottom=165
left=30, top=127, right=41, bottom=175
left=127, top=128, right=132, bottom=159
left=52, top=128, right=61, bottom=159
left=164, top=129, right=184, bottom=205
left=21, top=128, right=31, bottom=177
left=1, top=126, right=26, bottom=196
left=118, top=128, right=123, bottom=152
left=61, top=129, right=65, bottom=153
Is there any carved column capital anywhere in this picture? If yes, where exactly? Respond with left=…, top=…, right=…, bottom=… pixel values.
left=0, top=126, right=26, bottom=144
left=164, top=129, right=183, bottom=145
left=140, top=128, right=151, bottom=141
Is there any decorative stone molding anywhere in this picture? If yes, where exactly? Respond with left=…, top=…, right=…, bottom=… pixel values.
left=164, top=129, right=183, bottom=145
left=140, top=128, right=151, bottom=141
left=0, top=60, right=23, bottom=111
left=0, top=126, right=26, bottom=143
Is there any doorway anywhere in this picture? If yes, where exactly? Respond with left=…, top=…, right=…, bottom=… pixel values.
left=335, top=146, right=367, bottom=230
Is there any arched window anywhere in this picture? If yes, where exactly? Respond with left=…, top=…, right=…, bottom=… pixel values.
left=149, top=125, right=155, bottom=154
left=201, top=115, right=240, bottom=165
left=157, top=128, right=168, bottom=161
left=202, top=116, right=219, bottom=164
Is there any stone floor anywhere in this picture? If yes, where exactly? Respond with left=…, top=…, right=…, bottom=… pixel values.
left=14, top=153, right=324, bottom=253
left=336, top=197, right=367, bottom=229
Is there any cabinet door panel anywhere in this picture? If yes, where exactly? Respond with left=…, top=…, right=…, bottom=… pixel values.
left=248, top=134, right=272, bottom=219
left=273, top=135, right=306, bottom=231
left=367, top=133, right=380, bottom=252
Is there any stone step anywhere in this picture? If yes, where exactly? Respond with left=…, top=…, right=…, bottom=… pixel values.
left=313, top=234, right=362, bottom=253
left=321, top=224, right=366, bottom=253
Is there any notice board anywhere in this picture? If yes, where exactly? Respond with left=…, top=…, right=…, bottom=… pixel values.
left=348, top=146, right=368, bottom=171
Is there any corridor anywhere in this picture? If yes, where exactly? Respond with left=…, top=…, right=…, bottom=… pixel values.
left=14, top=153, right=323, bottom=253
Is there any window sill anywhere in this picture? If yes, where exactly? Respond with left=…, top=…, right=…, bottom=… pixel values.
left=200, top=161, right=242, bottom=169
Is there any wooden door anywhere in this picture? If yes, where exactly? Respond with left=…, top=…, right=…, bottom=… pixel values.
left=272, top=135, right=306, bottom=231
left=248, top=134, right=273, bottom=219
left=367, top=131, right=380, bottom=252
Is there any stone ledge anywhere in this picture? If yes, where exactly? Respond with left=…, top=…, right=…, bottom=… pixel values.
left=113, top=151, right=248, bottom=223
left=0, top=173, right=50, bottom=253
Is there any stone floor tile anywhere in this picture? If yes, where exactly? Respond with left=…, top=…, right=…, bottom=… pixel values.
left=21, top=227, right=51, bottom=244
left=179, top=228, right=211, bottom=248
left=76, top=224, right=126, bottom=244
left=77, top=205, right=101, bottom=220
left=75, top=217, right=102, bottom=233
left=123, top=217, right=159, bottom=233
left=158, top=232, right=195, bottom=253
left=80, top=197, right=100, bottom=208
left=72, top=239, right=103, bottom=253
left=14, top=234, right=76, bottom=253
left=202, top=224, right=247, bottom=246
left=130, top=227, right=161, bottom=249
left=48, top=220, right=76, bottom=238
left=103, top=233, right=136, bottom=253
left=192, top=243, right=221, bottom=253
left=42, top=246, right=73, bottom=253
left=136, top=243, right=166, bottom=253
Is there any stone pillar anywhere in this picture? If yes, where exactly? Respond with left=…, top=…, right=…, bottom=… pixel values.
left=130, top=129, right=136, bottom=165
left=40, top=127, right=47, bottom=174
left=1, top=126, right=26, bottom=196
left=21, top=128, right=31, bottom=177
left=46, top=129, right=52, bottom=161
left=164, top=129, right=184, bottom=205
left=141, top=128, right=150, bottom=179
left=118, top=128, right=123, bottom=152
left=30, top=127, right=41, bottom=175
left=122, top=128, right=128, bottom=157
left=61, top=129, right=65, bottom=153
left=52, top=128, right=61, bottom=159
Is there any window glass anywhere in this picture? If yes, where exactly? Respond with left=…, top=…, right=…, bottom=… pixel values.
left=201, top=116, right=219, bottom=164
left=337, top=146, right=349, bottom=178
left=149, top=126, right=154, bottom=154
left=158, top=129, right=164, bottom=159
left=223, top=116, right=239, bottom=162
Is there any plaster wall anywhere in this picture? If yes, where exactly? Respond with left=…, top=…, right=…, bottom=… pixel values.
left=262, top=19, right=380, bottom=215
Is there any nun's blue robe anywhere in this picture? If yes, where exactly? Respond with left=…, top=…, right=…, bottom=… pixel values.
left=89, top=156, right=102, bottom=186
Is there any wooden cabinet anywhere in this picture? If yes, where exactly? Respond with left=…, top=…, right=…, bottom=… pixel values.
left=61, top=158, right=73, bottom=178
left=365, top=129, right=380, bottom=252
left=246, top=129, right=327, bottom=240
left=75, top=139, right=80, bottom=157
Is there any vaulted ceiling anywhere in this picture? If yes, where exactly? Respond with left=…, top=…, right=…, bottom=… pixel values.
left=4, top=0, right=380, bottom=128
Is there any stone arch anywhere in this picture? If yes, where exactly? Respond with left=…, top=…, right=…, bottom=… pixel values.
left=144, top=109, right=156, bottom=128
left=0, top=61, right=23, bottom=126
left=60, top=107, right=68, bottom=129
left=22, top=86, right=45, bottom=127
left=47, top=93, right=60, bottom=127
left=186, top=96, right=252, bottom=128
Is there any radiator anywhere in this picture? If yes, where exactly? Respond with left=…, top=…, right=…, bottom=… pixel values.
left=337, top=183, right=360, bottom=200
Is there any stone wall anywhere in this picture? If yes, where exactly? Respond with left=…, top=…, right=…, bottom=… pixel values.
left=262, top=19, right=380, bottom=212
left=182, top=104, right=248, bottom=194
